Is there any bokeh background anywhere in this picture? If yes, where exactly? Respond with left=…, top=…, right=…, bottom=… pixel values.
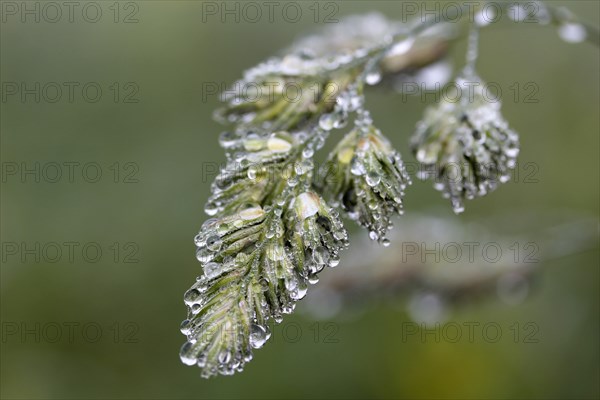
left=1, top=1, right=598, bottom=399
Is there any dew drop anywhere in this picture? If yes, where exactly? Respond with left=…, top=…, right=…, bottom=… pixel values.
left=179, top=342, right=197, bottom=366
left=558, top=22, right=586, bottom=43
left=302, top=147, right=314, bottom=158
left=350, top=159, right=366, bottom=176
left=249, top=324, right=269, bottom=349
left=319, top=113, right=336, bottom=131
left=204, top=204, right=218, bottom=216
left=328, top=254, right=340, bottom=267
left=247, top=166, right=258, bottom=180
left=203, top=262, right=220, bottom=278
left=184, top=288, right=201, bottom=305
left=219, top=131, right=237, bottom=148
left=180, top=319, right=192, bottom=335
left=206, top=236, right=222, bottom=252
left=291, top=282, right=308, bottom=300
left=285, top=276, right=298, bottom=291
left=366, top=171, right=381, bottom=187
left=218, top=351, right=231, bottom=364
left=295, top=160, right=313, bottom=175
left=365, top=70, right=382, bottom=85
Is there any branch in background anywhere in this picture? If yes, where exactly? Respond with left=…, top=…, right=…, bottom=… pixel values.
left=302, top=210, right=598, bottom=325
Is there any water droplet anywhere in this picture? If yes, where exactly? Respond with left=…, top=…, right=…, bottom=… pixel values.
left=313, top=246, right=330, bottom=266
left=259, top=277, right=269, bottom=292
left=249, top=324, right=269, bottom=349
left=389, top=37, right=414, bottom=55
left=206, top=236, right=222, bottom=252
left=219, top=131, right=237, bottom=148
left=203, top=262, right=220, bottom=278
left=180, top=319, right=192, bottom=335
left=217, top=223, right=229, bottom=235
left=179, top=342, right=197, bottom=365
left=350, top=159, right=366, bottom=176
left=285, top=276, right=298, bottom=291
left=558, top=22, right=586, bottom=43
left=369, top=231, right=379, bottom=241
left=184, top=288, right=201, bottom=305
left=302, top=147, right=314, bottom=158
left=295, top=160, right=313, bottom=175
left=365, top=70, right=382, bottom=85
left=319, top=113, right=336, bottom=131
left=266, top=243, right=284, bottom=261
left=332, top=110, right=348, bottom=129
left=382, top=238, right=391, bottom=247
left=328, top=254, right=340, bottom=267
left=366, top=171, right=381, bottom=187
left=308, top=273, right=319, bottom=284
left=204, top=204, right=218, bottom=216
left=247, top=166, right=258, bottom=180
left=218, top=351, right=231, bottom=364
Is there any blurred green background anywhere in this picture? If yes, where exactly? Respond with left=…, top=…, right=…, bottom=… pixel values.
left=1, top=1, right=598, bottom=399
